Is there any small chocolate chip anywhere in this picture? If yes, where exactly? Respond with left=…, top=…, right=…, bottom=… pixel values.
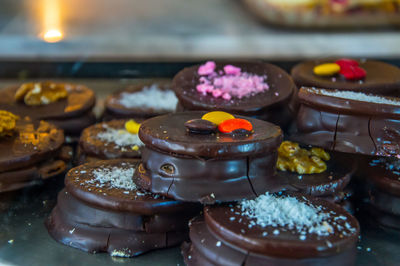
left=185, top=119, right=217, bottom=134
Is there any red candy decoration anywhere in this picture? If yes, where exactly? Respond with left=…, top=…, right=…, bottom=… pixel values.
left=339, top=66, right=366, bottom=80
left=335, top=58, right=359, bottom=68
left=335, top=58, right=366, bottom=80
left=218, top=118, right=253, bottom=133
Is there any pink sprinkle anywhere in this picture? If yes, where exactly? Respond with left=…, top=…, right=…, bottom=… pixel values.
left=274, top=92, right=279, bottom=96
left=212, top=89, right=223, bottom=98
left=196, top=61, right=269, bottom=100
left=222, top=93, right=231, bottom=100
left=224, top=65, right=241, bottom=75
left=198, top=61, right=216, bottom=76
left=197, top=84, right=214, bottom=95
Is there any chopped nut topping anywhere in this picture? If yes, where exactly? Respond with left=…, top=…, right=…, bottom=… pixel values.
left=0, top=110, right=19, bottom=137
left=15, top=82, right=68, bottom=106
left=277, top=141, right=330, bottom=174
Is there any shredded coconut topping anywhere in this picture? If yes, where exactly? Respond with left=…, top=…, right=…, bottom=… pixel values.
left=308, top=87, right=400, bottom=106
left=239, top=193, right=354, bottom=237
left=370, top=157, right=400, bottom=176
left=86, top=165, right=136, bottom=190
left=96, top=124, right=143, bottom=147
left=117, top=84, right=178, bottom=111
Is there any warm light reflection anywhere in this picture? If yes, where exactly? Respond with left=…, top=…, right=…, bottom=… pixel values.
left=43, top=29, right=63, bottom=43
left=41, top=0, right=63, bottom=42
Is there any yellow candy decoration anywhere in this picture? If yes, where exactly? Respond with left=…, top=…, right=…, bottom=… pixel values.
left=125, top=119, right=141, bottom=134
left=313, top=63, right=340, bottom=76
left=201, top=111, right=234, bottom=125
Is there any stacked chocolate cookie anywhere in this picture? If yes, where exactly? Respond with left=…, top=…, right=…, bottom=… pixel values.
left=289, top=58, right=400, bottom=229
left=0, top=81, right=96, bottom=142
left=0, top=110, right=70, bottom=193
left=133, top=110, right=360, bottom=264
left=46, top=159, right=200, bottom=257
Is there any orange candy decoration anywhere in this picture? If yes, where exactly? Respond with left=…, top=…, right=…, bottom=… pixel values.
left=218, top=118, right=253, bottom=133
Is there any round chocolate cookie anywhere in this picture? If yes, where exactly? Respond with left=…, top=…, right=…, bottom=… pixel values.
left=278, top=151, right=356, bottom=212
left=172, top=61, right=296, bottom=128
left=104, top=83, right=178, bottom=120
left=183, top=193, right=360, bottom=266
left=364, top=157, right=400, bottom=230
left=0, top=82, right=96, bottom=138
left=78, top=120, right=143, bottom=164
left=0, top=116, right=68, bottom=193
left=290, top=87, right=400, bottom=157
left=134, top=111, right=283, bottom=203
left=291, top=59, right=400, bottom=96
left=45, top=159, right=200, bottom=257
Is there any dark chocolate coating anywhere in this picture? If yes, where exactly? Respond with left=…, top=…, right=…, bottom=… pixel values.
left=136, top=112, right=283, bottom=202
left=79, top=120, right=141, bottom=161
left=0, top=159, right=67, bottom=193
left=290, top=87, right=400, bottom=157
left=46, top=159, right=200, bottom=256
left=365, top=158, right=400, bottom=229
left=46, top=204, right=187, bottom=257
left=204, top=194, right=359, bottom=259
left=0, top=118, right=64, bottom=172
left=0, top=84, right=96, bottom=134
left=183, top=215, right=357, bottom=266
left=104, top=83, right=176, bottom=119
left=65, top=159, right=199, bottom=214
left=48, top=111, right=97, bottom=136
left=138, top=112, right=282, bottom=158
left=278, top=152, right=356, bottom=197
left=184, top=119, right=217, bottom=134
left=291, top=59, right=400, bottom=96
left=173, top=62, right=296, bottom=128
left=135, top=147, right=284, bottom=203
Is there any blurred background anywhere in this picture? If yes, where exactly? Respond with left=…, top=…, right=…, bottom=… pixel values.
left=0, top=0, right=398, bottom=64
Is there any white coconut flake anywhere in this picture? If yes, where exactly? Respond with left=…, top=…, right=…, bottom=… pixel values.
left=117, top=84, right=178, bottom=111
left=307, top=87, right=400, bottom=106
left=96, top=125, right=143, bottom=147
left=86, top=165, right=136, bottom=190
left=239, top=193, right=354, bottom=237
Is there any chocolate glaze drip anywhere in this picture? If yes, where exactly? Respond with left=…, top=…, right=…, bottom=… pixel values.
left=291, top=60, right=400, bottom=96
left=173, top=62, right=296, bottom=128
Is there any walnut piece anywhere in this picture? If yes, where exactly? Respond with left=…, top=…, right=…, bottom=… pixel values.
left=15, top=82, right=68, bottom=106
left=277, top=141, right=330, bottom=174
left=0, top=110, right=19, bottom=137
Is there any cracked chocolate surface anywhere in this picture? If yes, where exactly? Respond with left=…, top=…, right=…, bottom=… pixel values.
left=290, top=87, right=400, bottom=157
left=46, top=159, right=200, bottom=257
